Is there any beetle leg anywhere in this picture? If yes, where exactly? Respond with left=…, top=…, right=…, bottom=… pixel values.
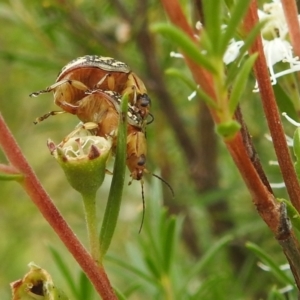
left=34, top=111, right=65, bottom=124
left=105, top=169, right=113, bottom=175
left=30, top=79, right=89, bottom=97
left=58, top=101, right=80, bottom=115
left=82, top=122, right=99, bottom=131
left=68, top=80, right=89, bottom=91
left=61, top=121, right=98, bottom=144
left=132, top=86, right=137, bottom=104
left=107, top=74, right=116, bottom=90
left=94, top=73, right=115, bottom=90
left=122, top=85, right=135, bottom=103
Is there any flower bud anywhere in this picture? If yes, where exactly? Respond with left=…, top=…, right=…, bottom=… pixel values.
left=48, top=128, right=112, bottom=196
left=11, top=262, right=68, bottom=300
left=215, top=120, right=241, bottom=140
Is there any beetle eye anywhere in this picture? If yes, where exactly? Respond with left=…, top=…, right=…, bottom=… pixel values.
left=137, top=154, right=146, bottom=166
left=137, top=94, right=151, bottom=107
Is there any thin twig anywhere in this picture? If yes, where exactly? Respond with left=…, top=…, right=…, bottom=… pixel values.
left=281, top=0, right=300, bottom=59
left=244, top=0, right=300, bottom=213
left=235, top=106, right=273, bottom=194
left=159, top=0, right=281, bottom=232
left=0, top=114, right=117, bottom=300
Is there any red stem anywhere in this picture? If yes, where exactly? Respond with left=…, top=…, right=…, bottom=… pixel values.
left=160, top=0, right=217, bottom=102
left=244, top=0, right=300, bottom=213
left=281, top=0, right=300, bottom=58
left=159, top=0, right=300, bottom=289
left=226, top=134, right=280, bottom=232
left=0, top=164, right=21, bottom=175
left=159, top=0, right=280, bottom=232
left=0, top=114, right=116, bottom=300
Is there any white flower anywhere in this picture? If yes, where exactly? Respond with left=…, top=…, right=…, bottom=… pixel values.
left=223, top=39, right=245, bottom=64
left=260, top=0, right=288, bottom=39
left=195, top=21, right=202, bottom=31
left=282, top=112, right=300, bottom=127
left=262, top=38, right=296, bottom=85
left=47, top=124, right=113, bottom=162
left=224, top=0, right=300, bottom=89
left=170, top=51, right=184, bottom=59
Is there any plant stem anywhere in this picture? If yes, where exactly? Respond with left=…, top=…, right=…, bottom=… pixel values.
left=82, top=192, right=99, bottom=262
left=161, top=275, right=174, bottom=300
left=281, top=0, right=300, bottom=59
left=159, top=0, right=280, bottom=232
left=0, top=113, right=117, bottom=300
left=244, top=0, right=300, bottom=213
left=159, top=0, right=300, bottom=290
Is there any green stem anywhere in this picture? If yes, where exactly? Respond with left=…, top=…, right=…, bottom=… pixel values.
left=82, top=191, right=99, bottom=262
left=0, top=113, right=117, bottom=299
left=161, top=275, right=174, bottom=300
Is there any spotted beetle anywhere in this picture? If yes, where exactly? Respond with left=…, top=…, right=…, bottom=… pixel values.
left=57, top=89, right=173, bottom=231
left=30, top=55, right=151, bottom=121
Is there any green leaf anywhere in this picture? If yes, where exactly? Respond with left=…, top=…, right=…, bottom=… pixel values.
left=229, top=53, right=258, bottom=115
left=178, top=235, right=233, bottom=296
left=78, top=271, right=93, bottom=300
left=0, top=172, right=23, bottom=181
left=165, top=68, right=218, bottom=109
left=224, top=0, right=234, bottom=11
left=144, top=255, right=161, bottom=279
left=113, top=287, right=127, bottom=300
left=202, top=0, right=222, bottom=55
left=152, top=23, right=217, bottom=73
left=234, top=20, right=267, bottom=66
left=220, top=0, right=252, bottom=55
left=293, top=128, right=300, bottom=180
left=273, top=84, right=298, bottom=121
left=162, top=216, right=176, bottom=273
left=48, top=246, right=78, bottom=298
left=99, top=94, right=128, bottom=261
left=106, top=254, right=157, bottom=284
left=246, top=242, right=294, bottom=285
left=215, top=120, right=241, bottom=139
left=267, top=287, right=287, bottom=300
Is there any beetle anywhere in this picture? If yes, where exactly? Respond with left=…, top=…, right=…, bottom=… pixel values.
left=41, top=88, right=172, bottom=231
left=79, top=90, right=148, bottom=182
left=30, top=55, right=151, bottom=121
left=53, top=89, right=147, bottom=180
left=61, top=89, right=173, bottom=231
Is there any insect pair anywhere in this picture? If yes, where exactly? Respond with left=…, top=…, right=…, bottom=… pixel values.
left=30, top=55, right=174, bottom=228
left=30, top=55, right=155, bottom=180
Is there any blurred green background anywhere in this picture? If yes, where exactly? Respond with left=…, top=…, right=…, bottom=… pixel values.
left=0, top=0, right=296, bottom=299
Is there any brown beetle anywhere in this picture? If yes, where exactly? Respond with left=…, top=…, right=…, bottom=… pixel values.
left=30, top=55, right=151, bottom=121
left=39, top=88, right=172, bottom=231
left=61, top=89, right=173, bottom=231
left=55, top=89, right=148, bottom=181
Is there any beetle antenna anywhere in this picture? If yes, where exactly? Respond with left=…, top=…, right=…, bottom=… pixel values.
left=138, top=180, right=145, bottom=234
left=128, top=178, right=146, bottom=233
left=147, top=113, right=154, bottom=125
left=152, top=173, right=175, bottom=198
